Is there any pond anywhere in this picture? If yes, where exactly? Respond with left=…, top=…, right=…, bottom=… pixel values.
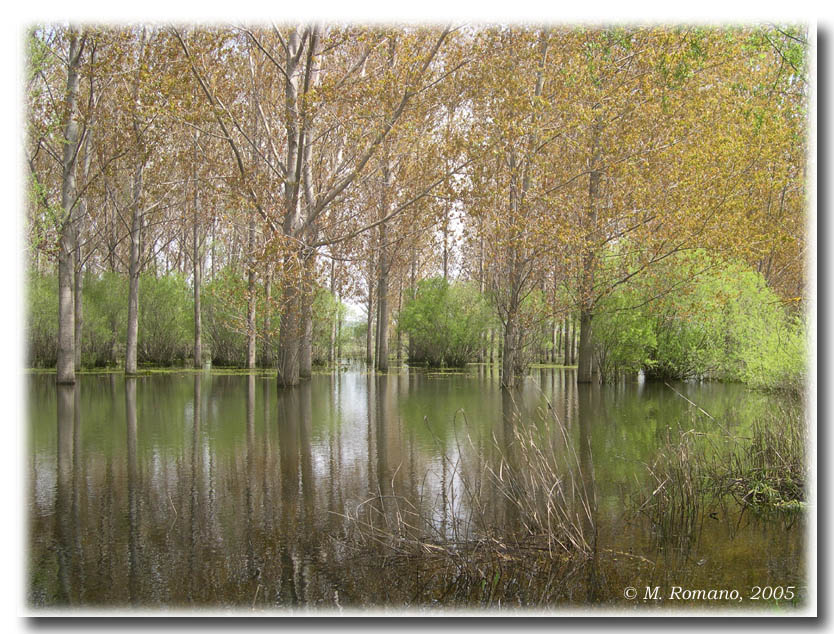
left=27, top=365, right=806, bottom=612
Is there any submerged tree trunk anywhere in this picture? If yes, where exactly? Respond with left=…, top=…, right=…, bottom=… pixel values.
left=577, top=311, right=594, bottom=383
left=56, top=29, right=85, bottom=385
left=277, top=258, right=301, bottom=387
left=366, top=284, right=374, bottom=368
left=376, top=264, right=390, bottom=372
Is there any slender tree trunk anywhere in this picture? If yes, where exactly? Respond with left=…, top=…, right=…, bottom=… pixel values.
left=366, top=283, right=374, bottom=368
left=299, top=255, right=314, bottom=379
left=376, top=264, right=389, bottom=372
left=125, top=200, right=142, bottom=375
left=56, top=29, right=84, bottom=385
left=396, top=281, right=403, bottom=363
left=263, top=268, right=272, bottom=368
left=73, top=244, right=83, bottom=370
left=247, top=211, right=257, bottom=370
left=408, top=246, right=417, bottom=361
left=489, top=328, right=495, bottom=364
left=192, top=136, right=202, bottom=369
left=125, top=28, right=147, bottom=376
left=329, top=259, right=337, bottom=364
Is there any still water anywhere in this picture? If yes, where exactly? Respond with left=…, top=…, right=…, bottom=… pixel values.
left=27, top=365, right=806, bottom=611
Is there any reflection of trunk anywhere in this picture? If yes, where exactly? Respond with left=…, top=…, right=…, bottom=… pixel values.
left=499, top=388, right=520, bottom=530
left=375, top=376, right=392, bottom=502
left=71, top=384, right=84, bottom=597
left=55, top=384, right=75, bottom=603
left=576, top=384, right=599, bottom=600
left=125, top=377, right=139, bottom=604
left=245, top=375, right=256, bottom=580
left=298, top=381, right=314, bottom=539
left=276, top=387, right=299, bottom=605
left=188, top=375, right=201, bottom=601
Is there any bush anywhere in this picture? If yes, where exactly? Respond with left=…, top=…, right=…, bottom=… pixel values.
left=25, top=271, right=58, bottom=367
left=83, top=271, right=127, bottom=366
left=138, top=273, right=193, bottom=365
left=400, top=278, right=492, bottom=367
left=591, top=251, right=806, bottom=391
left=202, top=269, right=248, bottom=366
left=311, top=287, right=347, bottom=365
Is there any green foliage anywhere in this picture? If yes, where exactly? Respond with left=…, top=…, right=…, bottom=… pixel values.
left=25, top=271, right=58, bottom=367
left=311, top=287, right=347, bottom=365
left=138, top=273, right=193, bottom=365
left=592, top=251, right=806, bottom=391
left=400, top=277, right=492, bottom=368
left=83, top=271, right=127, bottom=366
left=592, top=285, right=656, bottom=381
left=202, top=269, right=248, bottom=366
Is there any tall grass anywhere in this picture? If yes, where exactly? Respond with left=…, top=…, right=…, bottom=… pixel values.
left=632, top=397, right=806, bottom=547
left=333, top=390, right=598, bottom=606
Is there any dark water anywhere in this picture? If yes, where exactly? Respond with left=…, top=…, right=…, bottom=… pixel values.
left=27, top=366, right=806, bottom=611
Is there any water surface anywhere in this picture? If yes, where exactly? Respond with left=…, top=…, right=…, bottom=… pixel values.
left=27, top=366, right=805, bottom=610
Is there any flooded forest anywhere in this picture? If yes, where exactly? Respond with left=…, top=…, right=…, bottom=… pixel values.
left=25, top=23, right=811, bottom=614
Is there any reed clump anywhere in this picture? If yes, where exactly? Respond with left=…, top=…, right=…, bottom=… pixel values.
left=332, top=396, right=598, bottom=607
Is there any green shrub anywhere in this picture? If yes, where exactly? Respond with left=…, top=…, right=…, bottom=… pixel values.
left=83, top=271, right=127, bottom=366
left=138, top=273, right=193, bottom=365
left=202, top=269, right=248, bottom=366
left=400, top=277, right=492, bottom=367
left=25, top=271, right=58, bottom=367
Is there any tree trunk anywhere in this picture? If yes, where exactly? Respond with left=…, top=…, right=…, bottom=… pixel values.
left=246, top=211, right=257, bottom=370
left=376, top=265, right=389, bottom=372
left=125, top=28, right=147, bottom=376
left=192, top=138, right=202, bottom=369
left=501, top=308, right=520, bottom=388
left=396, top=281, right=402, bottom=363
left=277, top=267, right=301, bottom=387
left=299, top=262, right=313, bottom=379
left=125, top=200, right=142, bottom=375
left=73, top=242, right=83, bottom=371
left=56, top=29, right=84, bottom=385
left=577, top=310, right=594, bottom=383
left=366, top=285, right=374, bottom=368
left=263, top=268, right=272, bottom=368
left=328, top=259, right=337, bottom=364
left=408, top=246, right=417, bottom=361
